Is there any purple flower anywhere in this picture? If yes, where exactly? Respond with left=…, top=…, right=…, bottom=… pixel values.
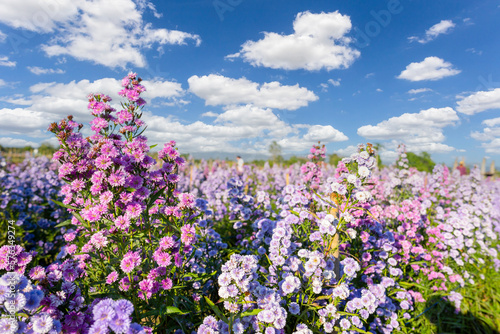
left=115, top=299, right=134, bottom=318
left=289, top=302, right=300, bottom=315
left=339, top=318, right=351, bottom=330
left=88, top=321, right=110, bottom=334
left=31, top=314, right=53, bottom=333
left=93, top=302, right=116, bottom=323
left=0, top=318, right=18, bottom=334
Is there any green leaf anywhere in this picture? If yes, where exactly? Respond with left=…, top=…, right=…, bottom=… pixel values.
left=150, top=144, right=158, bottom=149
left=54, top=219, right=73, bottom=228
left=51, top=199, right=78, bottom=210
left=147, top=186, right=167, bottom=210
left=240, top=308, right=262, bottom=317
left=204, top=297, right=228, bottom=323
left=165, top=306, right=189, bottom=315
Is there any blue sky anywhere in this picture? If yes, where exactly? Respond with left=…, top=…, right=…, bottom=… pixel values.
left=0, top=0, right=499, bottom=165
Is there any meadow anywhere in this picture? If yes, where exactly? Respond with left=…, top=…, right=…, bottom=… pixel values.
left=0, top=74, right=499, bottom=334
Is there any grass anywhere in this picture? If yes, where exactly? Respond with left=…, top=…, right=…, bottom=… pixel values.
left=408, top=258, right=500, bottom=334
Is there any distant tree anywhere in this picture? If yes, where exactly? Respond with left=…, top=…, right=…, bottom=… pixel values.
left=373, top=143, right=384, bottom=169
left=328, top=153, right=342, bottom=167
left=269, top=141, right=283, bottom=163
left=38, top=142, right=58, bottom=156
left=406, top=151, right=435, bottom=172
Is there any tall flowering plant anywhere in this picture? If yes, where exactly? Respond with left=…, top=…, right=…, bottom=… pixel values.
left=48, top=73, right=208, bottom=331
left=197, top=144, right=414, bottom=334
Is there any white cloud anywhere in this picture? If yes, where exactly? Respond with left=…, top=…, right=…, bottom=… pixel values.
left=357, top=107, right=459, bottom=153
left=397, top=57, right=460, bottom=81
left=328, top=79, right=341, bottom=87
left=376, top=88, right=383, bottom=92
left=334, top=145, right=358, bottom=157
left=0, top=137, right=40, bottom=148
left=0, top=77, right=185, bottom=144
left=188, top=74, right=318, bottom=110
left=27, top=66, right=65, bottom=75
left=303, top=125, right=348, bottom=142
left=0, top=79, right=6, bottom=87
left=456, top=88, right=500, bottom=115
left=201, top=111, right=218, bottom=118
left=0, top=30, right=6, bottom=42
left=471, top=117, right=500, bottom=154
left=0, top=95, right=32, bottom=105
left=0, top=56, right=16, bottom=67
left=0, top=76, right=343, bottom=156
left=227, top=11, right=360, bottom=71
left=0, top=108, right=50, bottom=136
left=408, top=88, right=432, bottom=94
left=0, top=0, right=200, bottom=68
left=466, top=48, right=482, bottom=55
left=409, top=20, right=455, bottom=43
left=0, top=0, right=79, bottom=32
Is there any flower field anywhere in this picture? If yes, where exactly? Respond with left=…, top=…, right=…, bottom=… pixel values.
left=0, top=74, right=499, bottom=334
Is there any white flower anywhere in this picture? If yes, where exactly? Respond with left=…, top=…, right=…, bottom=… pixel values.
left=358, top=166, right=370, bottom=178
left=330, top=182, right=340, bottom=192
left=319, top=219, right=331, bottom=229
left=325, top=214, right=335, bottom=222
left=347, top=174, right=357, bottom=184
left=347, top=228, right=357, bottom=239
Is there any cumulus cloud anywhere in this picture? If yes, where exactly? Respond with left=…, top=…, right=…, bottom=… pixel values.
left=0, top=137, right=40, bottom=148
left=397, top=57, right=460, bottom=81
left=408, top=20, right=455, bottom=43
left=0, top=77, right=346, bottom=156
left=456, top=88, right=500, bottom=115
left=0, top=108, right=50, bottom=137
left=0, top=76, right=184, bottom=144
left=226, top=11, right=360, bottom=71
left=188, top=74, right=318, bottom=110
left=471, top=117, right=500, bottom=154
left=141, top=105, right=346, bottom=155
left=0, top=0, right=200, bottom=68
left=357, top=107, right=459, bottom=153
left=0, top=56, right=16, bottom=67
left=28, top=66, right=65, bottom=75
left=303, top=125, right=348, bottom=142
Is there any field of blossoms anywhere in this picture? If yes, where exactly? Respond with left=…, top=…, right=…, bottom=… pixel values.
left=0, top=74, right=499, bottom=334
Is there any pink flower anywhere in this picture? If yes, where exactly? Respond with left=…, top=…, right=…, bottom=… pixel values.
left=59, top=163, right=74, bottom=178
left=109, top=171, right=126, bottom=187
left=119, top=277, right=131, bottom=291
left=115, top=215, right=131, bottom=230
left=180, top=224, right=196, bottom=246
left=90, top=117, right=109, bottom=132
left=159, top=236, right=175, bottom=250
left=99, top=191, right=114, bottom=205
left=106, top=271, right=118, bottom=284
left=178, top=193, right=195, bottom=209
left=120, top=251, right=141, bottom=273
left=66, top=244, right=77, bottom=255
left=29, top=266, right=46, bottom=280
left=95, top=155, right=112, bottom=170
left=153, top=250, right=172, bottom=267
left=71, top=179, right=85, bottom=192
left=90, top=231, right=108, bottom=249
left=126, top=202, right=143, bottom=219
left=161, top=278, right=173, bottom=290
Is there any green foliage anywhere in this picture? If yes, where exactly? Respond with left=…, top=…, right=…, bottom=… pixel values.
left=406, top=151, right=435, bottom=172
left=328, top=153, right=342, bottom=167
left=268, top=140, right=283, bottom=163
